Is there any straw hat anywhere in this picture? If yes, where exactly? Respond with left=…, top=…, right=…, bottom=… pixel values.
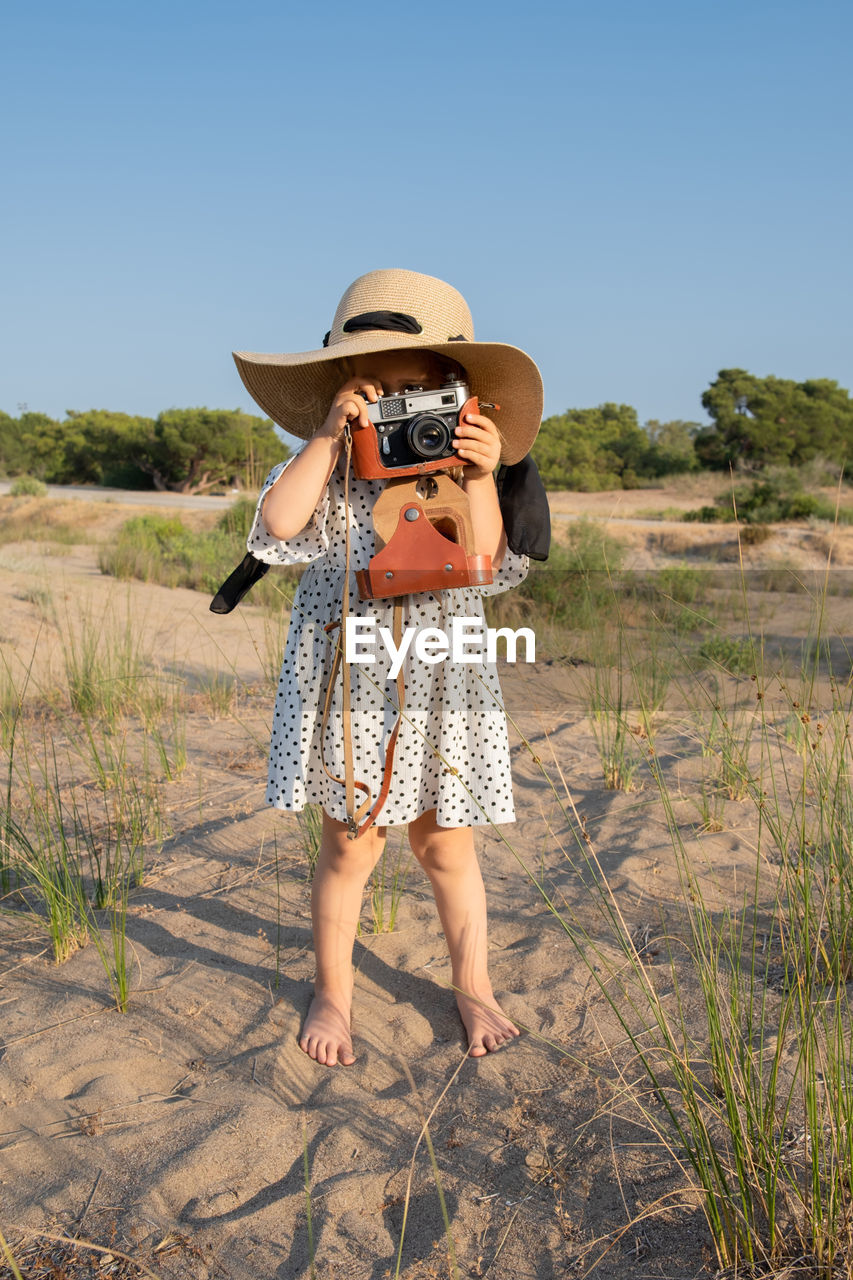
left=233, top=269, right=543, bottom=466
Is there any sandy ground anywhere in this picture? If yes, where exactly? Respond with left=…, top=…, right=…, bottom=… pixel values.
left=546, top=480, right=853, bottom=572
left=1, top=497, right=852, bottom=1279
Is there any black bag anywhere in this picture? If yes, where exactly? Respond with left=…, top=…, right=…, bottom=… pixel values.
left=495, top=454, right=551, bottom=561
left=209, top=552, right=270, bottom=614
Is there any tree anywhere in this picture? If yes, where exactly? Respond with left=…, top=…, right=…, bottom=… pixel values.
left=60, top=410, right=154, bottom=486
left=643, top=420, right=701, bottom=475
left=13, top=413, right=64, bottom=480
left=136, top=408, right=284, bottom=493
left=0, top=410, right=26, bottom=476
left=532, top=403, right=651, bottom=489
left=696, top=369, right=853, bottom=469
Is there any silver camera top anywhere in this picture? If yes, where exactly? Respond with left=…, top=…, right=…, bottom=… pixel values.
left=363, top=379, right=470, bottom=430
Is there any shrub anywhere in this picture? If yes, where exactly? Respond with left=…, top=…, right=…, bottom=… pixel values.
left=216, top=496, right=257, bottom=541
left=739, top=523, right=772, bottom=546
left=99, top=509, right=299, bottom=609
left=9, top=476, right=48, bottom=498
left=683, top=504, right=728, bottom=524
left=684, top=473, right=853, bottom=525
left=697, top=635, right=755, bottom=674
left=510, top=519, right=625, bottom=628
left=652, top=565, right=707, bottom=604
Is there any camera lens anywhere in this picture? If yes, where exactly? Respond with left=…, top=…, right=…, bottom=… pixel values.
left=407, top=413, right=452, bottom=459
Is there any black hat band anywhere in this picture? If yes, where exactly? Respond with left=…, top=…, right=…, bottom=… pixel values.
left=323, top=311, right=424, bottom=347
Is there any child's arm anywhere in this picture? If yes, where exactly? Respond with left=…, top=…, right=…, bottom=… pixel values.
left=453, top=409, right=507, bottom=569
left=261, top=377, right=383, bottom=540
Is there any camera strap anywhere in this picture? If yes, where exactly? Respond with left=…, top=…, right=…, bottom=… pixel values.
left=320, top=426, right=406, bottom=840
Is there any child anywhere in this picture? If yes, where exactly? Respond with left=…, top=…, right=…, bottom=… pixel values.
left=233, top=269, right=544, bottom=1066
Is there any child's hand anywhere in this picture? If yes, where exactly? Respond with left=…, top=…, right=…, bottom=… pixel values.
left=452, top=410, right=502, bottom=478
left=317, top=378, right=385, bottom=442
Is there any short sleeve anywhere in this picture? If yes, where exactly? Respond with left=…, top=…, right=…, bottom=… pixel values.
left=477, top=546, right=529, bottom=597
left=247, top=453, right=331, bottom=566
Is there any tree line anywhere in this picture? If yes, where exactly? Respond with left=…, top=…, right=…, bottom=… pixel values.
left=533, top=370, right=851, bottom=489
left=0, top=407, right=286, bottom=493
left=2, top=370, right=849, bottom=493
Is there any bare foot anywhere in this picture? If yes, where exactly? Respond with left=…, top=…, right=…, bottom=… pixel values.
left=299, top=991, right=355, bottom=1066
left=456, top=989, right=520, bottom=1056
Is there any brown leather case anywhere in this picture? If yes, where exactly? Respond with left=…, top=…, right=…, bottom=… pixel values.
left=369, top=473, right=473, bottom=550
left=356, top=502, right=493, bottom=598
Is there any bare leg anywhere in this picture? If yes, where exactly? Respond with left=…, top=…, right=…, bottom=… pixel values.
left=299, top=811, right=386, bottom=1066
left=408, top=809, right=519, bottom=1056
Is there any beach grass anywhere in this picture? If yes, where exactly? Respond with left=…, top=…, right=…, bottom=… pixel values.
left=297, top=803, right=323, bottom=882
left=98, top=507, right=301, bottom=610
left=488, top=553, right=853, bottom=1275
left=584, top=631, right=643, bottom=791
left=0, top=494, right=90, bottom=546
left=366, top=831, right=412, bottom=934
left=0, top=599, right=180, bottom=998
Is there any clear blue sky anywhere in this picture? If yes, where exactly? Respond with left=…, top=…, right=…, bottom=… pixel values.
left=3, top=0, right=851, bottom=444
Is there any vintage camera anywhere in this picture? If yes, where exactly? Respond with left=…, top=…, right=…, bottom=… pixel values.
left=351, top=377, right=478, bottom=479
left=347, top=375, right=499, bottom=598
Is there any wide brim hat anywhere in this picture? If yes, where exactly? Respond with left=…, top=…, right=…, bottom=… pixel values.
left=233, top=269, right=543, bottom=466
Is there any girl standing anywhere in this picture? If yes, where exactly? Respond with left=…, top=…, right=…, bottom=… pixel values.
left=234, top=270, right=544, bottom=1065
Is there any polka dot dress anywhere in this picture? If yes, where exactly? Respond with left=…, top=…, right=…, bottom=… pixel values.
left=247, top=451, right=529, bottom=828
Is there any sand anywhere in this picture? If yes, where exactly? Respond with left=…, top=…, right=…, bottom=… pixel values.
left=1, top=493, right=851, bottom=1279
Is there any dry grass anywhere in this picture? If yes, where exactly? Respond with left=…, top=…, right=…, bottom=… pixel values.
left=0, top=1229, right=158, bottom=1280
left=812, top=525, right=853, bottom=566
left=0, top=496, right=224, bottom=548
left=545, top=471, right=721, bottom=517
left=645, top=527, right=739, bottom=559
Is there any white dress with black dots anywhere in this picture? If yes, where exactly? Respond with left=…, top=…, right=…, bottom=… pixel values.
left=247, top=450, right=529, bottom=828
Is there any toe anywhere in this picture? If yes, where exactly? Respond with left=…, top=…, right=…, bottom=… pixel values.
left=298, top=1027, right=354, bottom=1067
